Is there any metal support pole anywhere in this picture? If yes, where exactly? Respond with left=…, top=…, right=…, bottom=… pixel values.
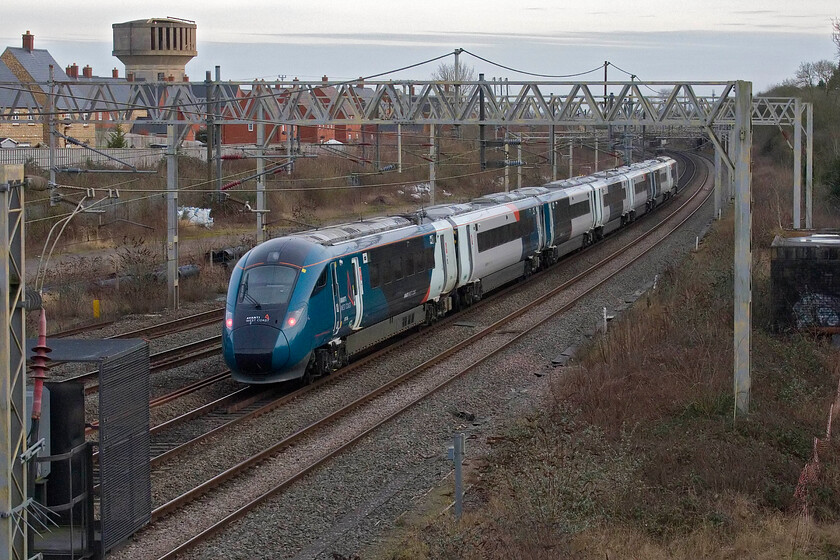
left=205, top=70, right=213, bottom=190
left=166, top=125, right=179, bottom=310
left=734, top=81, right=752, bottom=416
left=447, top=433, right=465, bottom=519
left=569, top=137, right=573, bottom=178
left=806, top=103, right=813, bottom=229
left=504, top=139, right=510, bottom=192
left=214, top=66, right=223, bottom=199
left=479, top=73, right=486, bottom=171
left=595, top=136, right=599, bottom=173
left=1, top=164, right=27, bottom=560
left=517, top=139, right=522, bottom=190
left=256, top=112, right=266, bottom=244
left=286, top=124, right=293, bottom=174
left=429, top=124, right=436, bottom=206
left=793, top=98, right=802, bottom=229
left=714, top=146, right=723, bottom=218
left=375, top=125, right=381, bottom=171
left=728, top=127, right=737, bottom=200
left=397, top=124, right=402, bottom=173
left=454, top=48, right=462, bottom=138
left=48, top=65, right=56, bottom=206
left=549, top=125, right=556, bottom=181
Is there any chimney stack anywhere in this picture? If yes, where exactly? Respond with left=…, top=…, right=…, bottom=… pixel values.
left=22, top=30, right=34, bottom=52
left=357, top=77, right=364, bottom=88
left=322, top=75, right=328, bottom=84
left=183, top=75, right=189, bottom=82
left=66, top=63, right=79, bottom=78
left=82, top=65, right=92, bottom=78
left=127, top=72, right=135, bottom=82
left=112, top=67, right=119, bottom=79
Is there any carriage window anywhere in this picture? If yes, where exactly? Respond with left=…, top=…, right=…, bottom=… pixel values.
left=415, top=251, right=426, bottom=274
left=370, top=262, right=381, bottom=288
left=383, top=259, right=394, bottom=284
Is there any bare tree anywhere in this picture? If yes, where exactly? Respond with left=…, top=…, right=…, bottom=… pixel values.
left=795, top=62, right=817, bottom=88
left=432, top=62, right=475, bottom=82
left=813, top=59, right=837, bottom=86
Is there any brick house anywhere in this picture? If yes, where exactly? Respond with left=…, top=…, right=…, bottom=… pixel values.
left=1, top=31, right=98, bottom=147
left=0, top=57, right=40, bottom=145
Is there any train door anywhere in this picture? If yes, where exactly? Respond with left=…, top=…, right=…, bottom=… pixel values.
left=330, top=261, right=341, bottom=335
left=455, top=223, right=473, bottom=285
left=534, top=206, right=546, bottom=251
left=437, top=234, right=449, bottom=291
left=650, top=170, right=659, bottom=201
left=590, top=186, right=604, bottom=228
left=350, top=257, right=364, bottom=330
left=330, top=259, right=360, bottom=335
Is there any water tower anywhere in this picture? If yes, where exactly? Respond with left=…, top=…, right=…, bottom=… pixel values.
left=112, top=17, right=197, bottom=82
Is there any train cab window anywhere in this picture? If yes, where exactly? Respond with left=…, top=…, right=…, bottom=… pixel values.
left=238, top=265, right=297, bottom=307
left=312, top=268, right=328, bottom=296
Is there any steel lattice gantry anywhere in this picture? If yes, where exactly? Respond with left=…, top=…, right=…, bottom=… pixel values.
left=0, top=78, right=804, bottom=128
left=0, top=165, right=26, bottom=560
left=0, top=78, right=810, bottom=421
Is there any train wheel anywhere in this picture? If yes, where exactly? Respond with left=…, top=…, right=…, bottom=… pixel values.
left=300, top=354, right=317, bottom=386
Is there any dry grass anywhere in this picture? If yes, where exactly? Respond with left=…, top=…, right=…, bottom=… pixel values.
left=380, top=152, right=840, bottom=559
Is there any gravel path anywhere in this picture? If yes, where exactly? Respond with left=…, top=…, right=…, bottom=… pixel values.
left=102, top=153, right=716, bottom=559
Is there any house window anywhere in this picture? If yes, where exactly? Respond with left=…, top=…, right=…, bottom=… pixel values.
left=248, top=123, right=254, bottom=132
left=11, top=111, right=19, bottom=121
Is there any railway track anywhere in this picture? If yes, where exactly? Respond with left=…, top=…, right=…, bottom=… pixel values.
left=122, top=151, right=711, bottom=560
left=120, top=152, right=701, bottom=474
left=71, top=335, right=221, bottom=395
left=51, top=307, right=223, bottom=340
left=136, top=151, right=696, bottom=438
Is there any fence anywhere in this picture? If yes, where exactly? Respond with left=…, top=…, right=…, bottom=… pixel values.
left=0, top=146, right=211, bottom=169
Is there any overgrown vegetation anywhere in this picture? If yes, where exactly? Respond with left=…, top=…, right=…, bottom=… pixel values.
left=373, top=26, right=840, bottom=557
left=378, top=150, right=840, bottom=559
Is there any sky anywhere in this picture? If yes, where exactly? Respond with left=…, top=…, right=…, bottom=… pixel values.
left=3, top=1, right=838, bottom=91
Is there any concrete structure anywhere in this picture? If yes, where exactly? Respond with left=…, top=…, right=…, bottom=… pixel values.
left=112, top=18, right=197, bottom=82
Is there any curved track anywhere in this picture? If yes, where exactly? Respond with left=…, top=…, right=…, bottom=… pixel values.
left=133, top=151, right=712, bottom=560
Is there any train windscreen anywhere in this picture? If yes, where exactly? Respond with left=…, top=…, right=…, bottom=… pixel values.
left=237, top=265, right=297, bottom=307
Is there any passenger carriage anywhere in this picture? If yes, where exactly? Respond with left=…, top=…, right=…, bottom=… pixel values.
left=223, top=156, right=680, bottom=384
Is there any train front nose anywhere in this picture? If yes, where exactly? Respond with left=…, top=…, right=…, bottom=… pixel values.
left=230, top=325, right=290, bottom=376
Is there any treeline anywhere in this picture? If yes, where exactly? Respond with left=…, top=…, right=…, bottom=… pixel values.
left=759, top=23, right=840, bottom=200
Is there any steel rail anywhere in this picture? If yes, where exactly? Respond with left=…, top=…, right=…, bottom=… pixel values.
left=50, top=307, right=223, bottom=339
left=145, top=151, right=698, bottom=474
left=71, top=335, right=221, bottom=395
left=153, top=152, right=710, bottom=559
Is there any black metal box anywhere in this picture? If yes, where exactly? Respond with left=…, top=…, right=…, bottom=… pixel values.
left=771, top=232, right=840, bottom=332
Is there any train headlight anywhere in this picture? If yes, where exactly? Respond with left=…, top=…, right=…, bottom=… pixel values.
left=225, top=311, right=233, bottom=330
left=286, top=304, right=307, bottom=328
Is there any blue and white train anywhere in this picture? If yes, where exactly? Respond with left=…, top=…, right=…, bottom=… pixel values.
left=223, top=156, right=678, bottom=383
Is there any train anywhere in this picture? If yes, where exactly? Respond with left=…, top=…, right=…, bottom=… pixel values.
left=223, top=156, right=679, bottom=384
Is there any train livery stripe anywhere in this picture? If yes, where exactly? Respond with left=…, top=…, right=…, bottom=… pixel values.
left=505, top=203, right=521, bottom=221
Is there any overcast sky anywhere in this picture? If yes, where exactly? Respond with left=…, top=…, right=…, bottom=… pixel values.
left=3, top=1, right=838, bottom=90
